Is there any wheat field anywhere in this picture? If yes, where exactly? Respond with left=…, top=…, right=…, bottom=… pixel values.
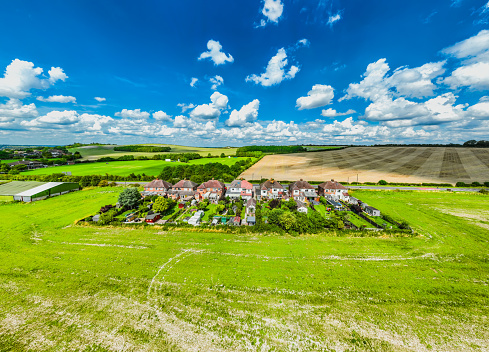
left=240, top=147, right=489, bottom=184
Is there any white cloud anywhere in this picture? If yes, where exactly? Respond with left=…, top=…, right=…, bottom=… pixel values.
left=153, top=110, right=172, bottom=121
left=297, top=39, right=310, bottom=47
left=210, top=91, right=228, bottom=109
left=443, top=62, right=489, bottom=90
left=48, top=67, right=68, bottom=83
left=115, top=108, right=150, bottom=119
left=94, top=97, right=106, bottom=102
left=327, top=13, right=342, bottom=26
left=37, top=95, right=76, bottom=103
left=441, top=30, right=489, bottom=62
left=190, top=77, right=198, bottom=87
left=321, top=108, right=356, bottom=117
left=0, top=98, right=38, bottom=122
left=296, top=84, right=334, bottom=110
left=198, top=40, right=234, bottom=65
left=177, top=103, right=195, bottom=113
left=0, top=59, right=67, bottom=99
left=340, top=58, right=391, bottom=101
left=389, top=61, right=446, bottom=98
left=189, top=104, right=220, bottom=120
left=225, top=99, right=260, bottom=127
left=209, top=75, right=223, bottom=90
left=246, top=48, right=299, bottom=87
left=173, top=115, right=192, bottom=128
left=260, top=0, right=284, bottom=25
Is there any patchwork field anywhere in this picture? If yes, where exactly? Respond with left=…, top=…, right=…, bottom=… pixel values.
left=240, top=147, right=489, bottom=184
left=0, top=188, right=488, bottom=351
left=21, top=157, right=252, bottom=177
left=69, top=145, right=238, bottom=161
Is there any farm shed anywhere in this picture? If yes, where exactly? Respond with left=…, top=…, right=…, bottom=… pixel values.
left=13, top=182, right=80, bottom=202
left=0, top=181, right=47, bottom=198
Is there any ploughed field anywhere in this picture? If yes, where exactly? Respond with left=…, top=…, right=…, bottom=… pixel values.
left=240, top=147, right=489, bottom=184
left=0, top=188, right=488, bottom=351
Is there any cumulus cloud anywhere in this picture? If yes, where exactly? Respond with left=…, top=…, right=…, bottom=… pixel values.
left=0, top=98, right=38, bottom=122
left=327, top=12, right=342, bottom=26
left=198, top=40, right=234, bottom=65
left=259, top=0, right=284, bottom=26
left=246, top=48, right=299, bottom=87
left=115, top=108, right=150, bottom=119
left=442, top=30, right=489, bottom=90
left=37, top=95, right=76, bottom=103
left=94, top=97, right=106, bottom=102
left=209, top=75, right=223, bottom=90
left=225, top=99, right=260, bottom=127
left=177, top=103, right=195, bottom=113
left=0, top=59, right=68, bottom=99
left=321, top=108, right=356, bottom=117
left=189, top=92, right=228, bottom=120
left=153, top=110, right=172, bottom=121
left=296, top=84, right=334, bottom=110
left=210, top=91, right=228, bottom=109
left=190, top=77, right=198, bottom=87
left=173, top=115, right=192, bottom=128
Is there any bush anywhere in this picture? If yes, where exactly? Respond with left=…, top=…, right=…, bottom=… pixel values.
left=456, top=182, right=467, bottom=187
left=378, top=180, right=388, bottom=185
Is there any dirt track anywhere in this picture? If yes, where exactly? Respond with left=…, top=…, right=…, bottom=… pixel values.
left=239, top=147, right=489, bottom=184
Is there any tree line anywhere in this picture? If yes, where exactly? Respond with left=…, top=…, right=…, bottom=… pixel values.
left=236, top=145, right=307, bottom=154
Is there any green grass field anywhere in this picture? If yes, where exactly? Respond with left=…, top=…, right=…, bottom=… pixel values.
left=21, top=157, right=253, bottom=177
left=68, top=144, right=238, bottom=161
left=0, top=188, right=488, bottom=350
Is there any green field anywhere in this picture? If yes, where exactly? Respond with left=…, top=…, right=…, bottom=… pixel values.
left=68, top=144, right=238, bottom=161
left=0, top=188, right=488, bottom=350
left=21, top=157, right=252, bottom=177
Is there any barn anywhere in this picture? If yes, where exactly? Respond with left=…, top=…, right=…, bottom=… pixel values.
left=12, top=182, right=80, bottom=202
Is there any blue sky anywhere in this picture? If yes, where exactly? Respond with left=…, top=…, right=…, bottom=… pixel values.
left=1, top=0, right=489, bottom=146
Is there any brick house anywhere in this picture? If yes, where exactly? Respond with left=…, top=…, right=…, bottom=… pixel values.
left=288, top=179, right=318, bottom=202
left=225, top=179, right=254, bottom=200
left=196, top=179, right=226, bottom=203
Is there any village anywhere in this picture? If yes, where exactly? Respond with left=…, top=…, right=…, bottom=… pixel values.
left=89, top=177, right=406, bottom=232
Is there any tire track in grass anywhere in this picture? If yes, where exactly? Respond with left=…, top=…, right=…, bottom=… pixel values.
left=147, top=249, right=203, bottom=298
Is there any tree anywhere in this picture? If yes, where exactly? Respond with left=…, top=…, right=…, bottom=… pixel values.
left=80, top=175, right=91, bottom=188
left=279, top=212, right=296, bottom=231
left=268, top=208, right=284, bottom=225
left=220, top=153, right=225, bottom=158
left=153, top=197, right=175, bottom=213
left=216, top=204, right=225, bottom=213
left=269, top=199, right=281, bottom=209
left=284, top=198, right=297, bottom=211
left=378, top=180, right=388, bottom=185
left=118, top=188, right=141, bottom=209
left=98, top=180, right=109, bottom=187
left=99, top=209, right=116, bottom=225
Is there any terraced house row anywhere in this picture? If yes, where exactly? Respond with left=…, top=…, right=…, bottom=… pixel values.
left=142, top=177, right=357, bottom=205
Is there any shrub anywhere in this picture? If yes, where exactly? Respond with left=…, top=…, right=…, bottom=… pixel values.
left=378, top=180, right=388, bottom=185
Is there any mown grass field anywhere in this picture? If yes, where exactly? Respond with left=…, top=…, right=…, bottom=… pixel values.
left=21, top=157, right=252, bottom=177
left=0, top=188, right=488, bottom=351
left=68, top=144, right=238, bottom=161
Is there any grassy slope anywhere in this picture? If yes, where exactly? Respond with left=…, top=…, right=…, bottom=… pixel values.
left=21, top=157, right=252, bottom=177
left=68, top=144, right=238, bottom=161
left=0, top=189, right=488, bottom=350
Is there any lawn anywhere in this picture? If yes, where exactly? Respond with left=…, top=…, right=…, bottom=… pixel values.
left=20, top=157, right=254, bottom=177
left=0, top=195, right=12, bottom=202
left=0, top=188, right=488, bottom=350
left=344, top=211, right=373, bottom=228
left=68, top=144, right=238, bottom=161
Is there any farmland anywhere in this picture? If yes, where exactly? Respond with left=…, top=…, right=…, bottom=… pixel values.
left=21, top=157, right=253, bottom=177
left=68, top=144, right=238, bottom=161
left=240, top=146, right=489, bottom=184
left=0, top=188, right=488, bottom=351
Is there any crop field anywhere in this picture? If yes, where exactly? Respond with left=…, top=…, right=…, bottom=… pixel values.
left=240, top=146, right=489, bottom=184
left=68, top=145, right=238, bottom=161
left=0, top=188, right=488, bottom=351
left=21, top=157, right=252, bottom=177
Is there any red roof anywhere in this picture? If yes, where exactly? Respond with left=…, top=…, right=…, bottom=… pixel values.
left=319, top=180, right=347, bottom=190
left=229, top=179, right=253, bottom=190
left=144, top=179, right=172, bottom=189
left=173, top=180, right=198, bottom=188
left=197, top=179, right=225, bottom=189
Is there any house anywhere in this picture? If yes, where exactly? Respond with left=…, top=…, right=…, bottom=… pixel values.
left=169, top=179, right=198, bottom=200
left=288, top=179, right=318, bottom=202
left=364, top=206, right=381, bottom=217
left=259, top=179, right=285, bottom=200
left=348, top=197, right=359, bottom=205
left=246, top=216, right=256, bottom=225
left=295, top=199, right=308, bottom=213
left=8, top=160, right=45, bottom=170
left=246, top=198, right=256, bottom=215
left=145, top=212, right=161, bottom=223
left=143, top=179, right=172, bottom=196
left=196, top=179, right=226, bottom=203
left=225, top=179, right=254, bottom=200
left=318, top=179, right=349, bottom=201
